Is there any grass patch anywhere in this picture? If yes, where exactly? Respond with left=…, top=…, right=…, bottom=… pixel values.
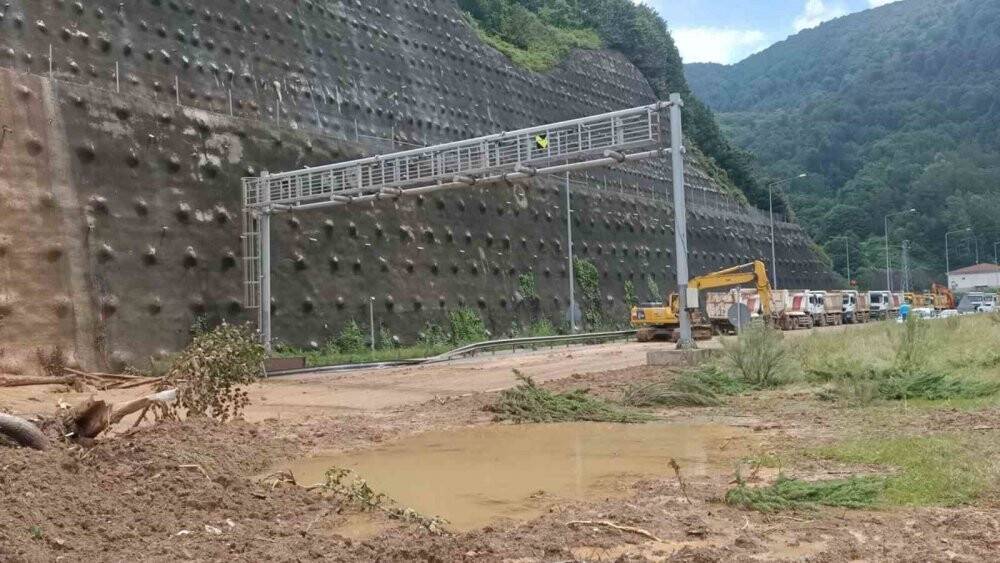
left=813, top=434, right=999, bottom=506
left=796, top=315, right=1000, bottom=383
left=462, top=10, right=602, bottom=72
left=726, top=475, right=884, bottom=513
left=814, top=365, right=1000, bottom=405
left=490, top=371, right=653, bottom=423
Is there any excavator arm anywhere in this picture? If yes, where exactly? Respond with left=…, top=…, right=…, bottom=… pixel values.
left=687, top=261, right=773, bottom=316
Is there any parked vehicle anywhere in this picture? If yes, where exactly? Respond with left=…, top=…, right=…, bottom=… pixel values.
left=957, top=292, right=997, bottom=314
left=806, top=291, right=831, bottom=326
left=842, top=290, right=870, bottom=324
left=868, top=291, right=893, bottom=320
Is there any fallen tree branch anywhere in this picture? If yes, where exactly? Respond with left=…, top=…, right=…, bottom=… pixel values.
left=109, top=389, right=177, bottom=425
left=114, top=377, right=165, bottom=390
left=0, top=413, right=49, bottom=450
left=566, top=520, right=663, bottom=542
left=0, top=375, right=81, bottom=388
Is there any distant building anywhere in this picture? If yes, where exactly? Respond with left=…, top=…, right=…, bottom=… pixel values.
left=948, top=263, right=1000, bottom=291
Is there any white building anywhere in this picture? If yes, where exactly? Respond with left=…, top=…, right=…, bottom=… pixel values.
left=948, top=263, right=1000, bottom=291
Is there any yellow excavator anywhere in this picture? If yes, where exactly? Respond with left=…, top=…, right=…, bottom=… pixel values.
left=630, top=261, right=773, bottom=342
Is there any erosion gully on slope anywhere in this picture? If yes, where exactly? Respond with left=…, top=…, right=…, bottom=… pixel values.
left=272, top=421, right=752, bottom=533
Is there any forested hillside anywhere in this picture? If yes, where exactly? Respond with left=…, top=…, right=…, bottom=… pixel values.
left=458, top=0, right=764, bottom=205
left=686, top=0, right=1000, bottom=287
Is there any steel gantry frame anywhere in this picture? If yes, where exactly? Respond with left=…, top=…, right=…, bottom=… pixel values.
left=243, top=94, right=693, bottom=351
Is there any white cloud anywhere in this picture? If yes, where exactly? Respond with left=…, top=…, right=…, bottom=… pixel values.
left=672, top=27, right=769, bottom=64
left=793, top=0, right=848, bottom=31
left=868, top=0, right=896, bottom=6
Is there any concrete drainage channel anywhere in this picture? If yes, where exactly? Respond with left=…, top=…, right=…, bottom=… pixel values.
left=264, top=330, right=638, bottom=377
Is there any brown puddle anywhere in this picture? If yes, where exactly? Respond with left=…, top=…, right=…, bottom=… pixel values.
left=279, top=422, right=749, bottom=532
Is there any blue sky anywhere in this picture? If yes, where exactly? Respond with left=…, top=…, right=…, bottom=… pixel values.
left=641, top=0, right=899, bottom=65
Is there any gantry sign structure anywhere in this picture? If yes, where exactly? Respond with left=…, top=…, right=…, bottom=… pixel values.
left=242, top=93, right=694, bottom=351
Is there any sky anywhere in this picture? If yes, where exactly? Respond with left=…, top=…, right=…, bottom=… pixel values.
left=638, top=0, right=899, bottom=65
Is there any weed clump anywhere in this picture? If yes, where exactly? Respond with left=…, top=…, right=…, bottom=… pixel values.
left=491, top=371, right=653, bottom=423
left=725, top=475, right=883, bottom=512
left=814, top=364, right=1000, bottom=404
left=323, top=468, right=447, bottom=532
left=621, top=366, right=746, bottom=408
left=722, top=322, right=789, bottom=388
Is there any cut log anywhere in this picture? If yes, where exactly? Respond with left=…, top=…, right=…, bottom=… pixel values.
left=0, top=413, right=49, bottom=450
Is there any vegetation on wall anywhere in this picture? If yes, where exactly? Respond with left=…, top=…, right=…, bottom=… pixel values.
left=458, top=0, right=763, bottom=203
left=685, top=0, right=1000, bottom=283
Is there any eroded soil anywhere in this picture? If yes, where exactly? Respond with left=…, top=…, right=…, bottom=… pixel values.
left=3, top=360, right=999, bottom=561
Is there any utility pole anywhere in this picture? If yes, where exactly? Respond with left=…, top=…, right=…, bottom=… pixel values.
left=884, top=208, right=916, bottom=292
left=565, top=172, right=576, bottom=333
left=669, top=93, right=694, bottom=349
left=945, top=227, right=972, bottom=283
left=845, top=237, right=851, bottom=287
left=901, top=240, right=911, bottom=293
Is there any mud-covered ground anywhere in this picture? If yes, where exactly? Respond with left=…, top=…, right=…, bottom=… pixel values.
left=2, top=364, right=999, bottom=562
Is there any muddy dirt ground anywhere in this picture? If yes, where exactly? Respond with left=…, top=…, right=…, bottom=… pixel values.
left=3, top=359, right=999, bottom=561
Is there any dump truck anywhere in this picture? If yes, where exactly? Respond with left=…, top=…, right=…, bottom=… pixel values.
left=772, top=289, right=813, bottom=330
left=868, top=290, right=892, bottom=320
left=842, top=290, right=870, bottom=324
left=631, top=261, right=772, bottom=341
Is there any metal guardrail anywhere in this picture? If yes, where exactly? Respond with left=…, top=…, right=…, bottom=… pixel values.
left=266, top=330, right=637, bottom=376
left=423, top=330, right=637, bottom=363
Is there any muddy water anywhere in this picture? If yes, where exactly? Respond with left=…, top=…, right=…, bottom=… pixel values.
left=282, top=422, right=749, bottom=531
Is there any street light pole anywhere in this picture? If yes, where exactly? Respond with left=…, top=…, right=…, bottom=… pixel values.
left=845, top=237, right=851, bottom=286
left=767, top=173, right=807, bottom=289
left=945, top=227, right=972, bottom=284
left=884, top=208, right=917, bottom=292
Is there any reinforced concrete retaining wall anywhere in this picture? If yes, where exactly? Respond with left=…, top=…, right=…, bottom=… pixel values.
left=0, top=0, right=834, bottom=369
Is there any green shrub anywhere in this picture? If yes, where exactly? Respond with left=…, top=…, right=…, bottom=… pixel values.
left=723, top=322, right=789, bottom=387
left=448, top=308, right=488, bottom=344
left=518, top=272, right=539, bottom=303
left=419, top=322, right=449, bottom=348
left=645, top=276, right=660, bottom=301
left=377, top=326, right=398, bottom=350
left=891, top=316, right=928, bottom=372
left=527, top=318, right=558, bottom=337
left=623, top=280, right=637, bottom=306
left=333, top=319, right=367, bottom=354
left=167, top=323, right=265, bottom=421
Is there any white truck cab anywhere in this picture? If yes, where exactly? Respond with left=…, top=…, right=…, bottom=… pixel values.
left=868, top=290, right=892, bottom=320
left=807, top=291, right=828, bottom=326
